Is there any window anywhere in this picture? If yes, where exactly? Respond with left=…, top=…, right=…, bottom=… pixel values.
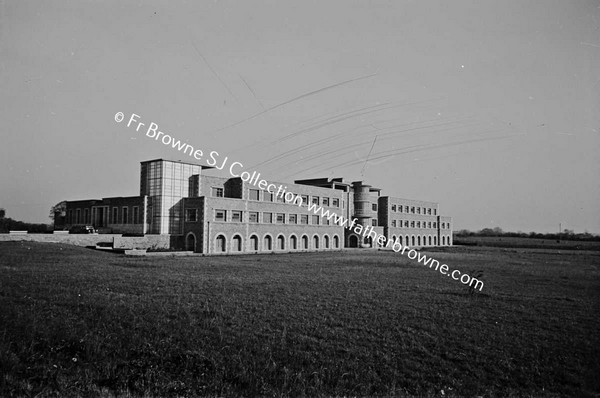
left=122, top=207, right=129, bottom=224
left=428, top=222, right=432, bottom=228
left=334, top=235, right=340, bottom=248
left=212, top=187, right=224, bottom=197
left=276, top=194, right=285, bottom=203
left=68, top=210, right=73, bottom=224
left=372, top=219, right=377, bottom=226
left=215, top=210, right=226, bottom=221
left=76, top=209, right=81, bottom=224
left=263, top=191, right=274, bottom=202
left=250, top=235, right=259, bottom=251
left=216, top=235, right=226, bottom=252
left=84, top=208, right=90, bottom=223
left=291, top=235, right=298, bottom=249
left=300, top=215, right=308, bottom=224
left=322, top=197, right=329, bottom=206
left=417, top=221, right=421, bottom=228
left=323, top=218, right=330, bottom=226
left=133, top=206, right=140, bottom=224
left=411, top=221, right=415, bottom=228
left=249, top=189, right=260, bottom=201
left=433, top=222, right=437, bottom=228
left=372, top=203, right=377, bottom=211
left=276, top=213, right=285, bottom=224
left=112, top=207, right=118, bottom=224
left=427, top=208, right=432, bottom=215
left=249, top=212, right=259, bottom=223
left=231, top=211, right=242, bottom=222
left=405, top=205, right=409, bottom=213
left=301, top=195, right=309, bottom=205
left=417, top=207, right=421, bottom=214
left=434, top=209, right=437, bottom=215
left=264, top=235, right=272, bottom=251
left=185, top=209, right=198, bottom=222
left=289, top=214, right=297, bottom=224
left=399, top=205, right=403, bottom=213
left=277, top=235, right=285, bottom=250
left=312, top=215, right=320, bottom=225
left=312, top=196, right=319, bottom=205
left=232, top=235, right=242, bottom=251
left=411, top=207, right=415, bottom=214
left=404, top=220, right=409, bottom=227
left=332, top=198, right=339, bottom=207
left=391, top=205, right=396, bottom=212
left=392, top=220, right=396, bottom=227
left=263, top=212, right=272, bottom=223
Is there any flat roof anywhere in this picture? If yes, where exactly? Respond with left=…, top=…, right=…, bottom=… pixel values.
left=140, top=158, right=215, bottom=170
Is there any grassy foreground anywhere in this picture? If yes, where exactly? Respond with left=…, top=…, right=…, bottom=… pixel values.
left=0, top=242, right=599, bottom=397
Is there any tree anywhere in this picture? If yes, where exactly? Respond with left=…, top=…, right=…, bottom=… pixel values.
left=0, top=208, right=5, bottom=219
left=49, top=201, right=67, bottom=228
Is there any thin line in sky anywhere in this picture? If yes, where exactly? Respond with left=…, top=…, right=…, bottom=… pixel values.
left=191, top=42, right=238, bottom=103
left=239, top=74, right=265, bottom=110
left=212, top=72, right=378, bottom=133
left=361, top=135, right=378, bottom=176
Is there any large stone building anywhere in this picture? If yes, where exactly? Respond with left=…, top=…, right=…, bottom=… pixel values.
left=60, top=159, right=453, bottom=253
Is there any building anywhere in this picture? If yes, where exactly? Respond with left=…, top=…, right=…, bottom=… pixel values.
left=60, top=159, right=453, bottom=253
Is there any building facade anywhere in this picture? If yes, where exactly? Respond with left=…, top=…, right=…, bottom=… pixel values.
left=61, top=159, right=453, bottom=253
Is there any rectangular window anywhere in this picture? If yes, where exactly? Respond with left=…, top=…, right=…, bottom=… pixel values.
left=300, top=214, right=308, bottom=224
left=263, top=191, right=274, bottom=202
left=84, top=208, right=89, bottom=223
left=404, top=220, right=409, bottom=227
left=427, top=208, right=432, bottom=215
left=301, top=195, right=309, bottom=205
left=417, top=221, right=421, bottom=228
left=289, top=214, right=297, bottom=224
left=411, top=206, right=415, bottom=214
left=372, top=219, right=377, bottom=226
left=417, top=207, right=421, bottom=214
left=215, top=209, right=226, bottom=221
left=434, top=209, right=437, bottom=215
left=322, top=197, right=329, bottom=206
left=112, top=207, right=118, bottom=224
left=249, top=212, right=258, bottom=223
left=276, top=213, right=285, bottom=224
left=249, top=189, right=260, bottom=201
left=332, top=198, right=339, bottom=207
left=122, top=207, right=129, bottom=224
left=399, top=205, right=403, bottom=213
left=312, top=196, right=319, bottom=205
left=392, top=220, right=396, bottom=227
left=212, top=187, right=224, bottom=197
left=185, top=209, right=198, bottom=222
left=263, top=212, right=272, bottom=223
left=133, top=206, right=139, bottom=224
left=324, top=218, right=330, bottom=226
left=433, top=222, right=437, bottom=228
left=276, top=194, right=285, bottom=203
left=411, top=221, right=415, bottom=228
left=372, top=203, right=377, bottom=211
left=231, top=211, right=242, bottom=222
left=312, top=215, right=320, bottom=225
left=391, top=205, right=396, bottom=212
left=75, top=209, right=81, bottom=224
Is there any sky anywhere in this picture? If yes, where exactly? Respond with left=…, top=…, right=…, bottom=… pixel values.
left=1, top=0, right=599, bottom=233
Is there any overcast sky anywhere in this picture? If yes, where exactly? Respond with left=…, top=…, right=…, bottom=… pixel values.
left=1, top=0, right=599, bottom=233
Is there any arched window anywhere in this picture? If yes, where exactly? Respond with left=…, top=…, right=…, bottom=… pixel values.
left=333, top=235, right=340, bottom=248
left=433, top=236, right=437, bottom=246
left=392, top=235, right=397, bottom=245
left=215, top=235, right=226, bottom=252
left=349, top=235, right=359, bottom=248
left=398, top=235, right=403, bottom=245
left=290, top=235, right=298, bottom=250
left=264, top=235, right=272, bottom=251
left=277, top=235, right=285, bottom=250
left=428, top=235, right=432, bottom=246
left=232, top=235, right=242, bottom=252
left=324, top=235, right=330, bottom=249
left=302, top=235, right=309, bottom=249
left=411, top=235, right=416, bottom=246
left=442, top=236, right=446, bottom=245
left=186, top=232, right=196, bottom=252
left=417, top=236, right=421, bottom=246
left=250, top=235, right=259, bottom=251
left=313, top=235, right=319, bottom=249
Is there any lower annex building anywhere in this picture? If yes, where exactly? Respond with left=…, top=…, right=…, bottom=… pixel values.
left=59, top=159, right=453, bottom=253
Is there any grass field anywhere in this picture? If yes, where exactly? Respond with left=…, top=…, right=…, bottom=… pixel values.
left=453, top=236, right=600, bottom=251
left=1, top=242, right=599, bottom=397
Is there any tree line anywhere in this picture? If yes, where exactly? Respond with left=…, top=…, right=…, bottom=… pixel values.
left=454, top=227, right=600, bottom=242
